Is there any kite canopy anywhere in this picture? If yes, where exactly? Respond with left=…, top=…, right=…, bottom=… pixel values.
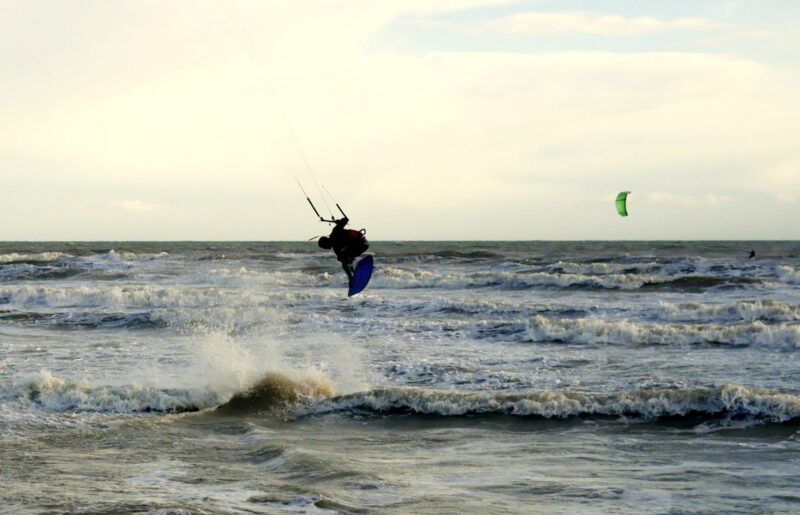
left=616, top=191, right=631, bottom=217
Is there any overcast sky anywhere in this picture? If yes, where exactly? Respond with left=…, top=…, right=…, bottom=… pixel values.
left=1, top=0, right=798, bottom=240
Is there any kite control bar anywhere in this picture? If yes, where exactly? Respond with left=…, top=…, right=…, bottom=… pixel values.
left=296, top=179, right=349, bottom=224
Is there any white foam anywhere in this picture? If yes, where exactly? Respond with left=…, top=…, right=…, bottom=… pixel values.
left=777, top=265, right=800, bottom=285
left=526, top=315, right=800, bottom=348
left=0, top=284, right=259, bottom=309
left=5, top=369, right=219, bottom=413
left=658, top=300, right=800, bottom=323
left=548, top=260, right=663, bottom=275
left=372, top=267, right=654, bottom=290
left=0, top=252, right=70, bottom=263
left=307, top=384, right=800, bottom=422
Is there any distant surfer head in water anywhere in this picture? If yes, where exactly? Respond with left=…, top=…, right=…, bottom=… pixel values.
left=319, top=217, right=369, bottom=286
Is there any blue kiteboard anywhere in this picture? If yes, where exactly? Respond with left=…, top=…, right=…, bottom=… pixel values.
left=348, top=255, right=374, bottom=297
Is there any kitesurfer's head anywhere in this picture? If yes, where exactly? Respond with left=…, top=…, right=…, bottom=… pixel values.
left=318, top=237, right=332, bottom=249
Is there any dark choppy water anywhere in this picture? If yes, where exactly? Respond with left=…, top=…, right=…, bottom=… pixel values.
left=1, top=241, right=799, bottom=513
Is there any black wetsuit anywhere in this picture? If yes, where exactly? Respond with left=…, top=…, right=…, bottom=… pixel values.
left=328, top=218, right=369, bottom=283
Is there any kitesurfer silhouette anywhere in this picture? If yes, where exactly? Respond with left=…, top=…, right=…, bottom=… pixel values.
left=295, top=179, right=369, bottom=287
left=748, top=250, right=756, bottom=259
left=318, top=216, right=369, bottom=286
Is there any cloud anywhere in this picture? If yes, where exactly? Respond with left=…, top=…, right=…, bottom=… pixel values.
left=647, top=193, right=733, bottom=207
left=776, top=192, right=796, bottom=203
left=0, top=2, right=798, bottom=238
left=4, top=47, right=797, bottom=238
left=734, top=30, right=782, bottom=41
left=492, top=11, right=728, bottom=37
left=113, top=200, right=166, bottom=213
left=760, top=162, right=800, bottom=203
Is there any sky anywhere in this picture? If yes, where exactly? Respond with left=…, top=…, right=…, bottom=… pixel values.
left=1, top=0, right=798, bottom=240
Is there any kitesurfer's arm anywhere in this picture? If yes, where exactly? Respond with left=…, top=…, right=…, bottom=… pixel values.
left=318, top=215, right=348, bottom=225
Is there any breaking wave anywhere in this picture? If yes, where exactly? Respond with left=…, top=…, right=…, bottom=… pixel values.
left=217, top=372, right=335, bottom=414
left=8, top=371, right=800, bottom=428
left=3, top=370, right=336, bottom=415
left=373, top=267, right=776, bottom=292
left=0, top=284, right=254, bottom=309
left=524, top=316, right=800, bottom=348
left=4, top=370, right=218, bottom=414
left=0, top=252, right=71, bottom=264
left=778, top=265, right=800, bottom=285
left=304, top=384, right=800, bottom=423
left=374, top=268, right=654, bottom=290
left=658, top=300, right=800, bottom=323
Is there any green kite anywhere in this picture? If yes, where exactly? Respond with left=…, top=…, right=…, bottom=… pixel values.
left=616, top=191, right=631, bottom=217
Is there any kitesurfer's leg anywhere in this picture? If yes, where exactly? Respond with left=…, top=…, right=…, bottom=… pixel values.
left=341, top=260, right=355, bottom=287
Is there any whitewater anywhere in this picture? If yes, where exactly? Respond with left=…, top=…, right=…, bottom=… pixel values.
left=1, top=241, right=799, bottom=513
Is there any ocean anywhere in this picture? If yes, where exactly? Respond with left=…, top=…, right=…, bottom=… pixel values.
left=1, top=241, right=799, bottom=513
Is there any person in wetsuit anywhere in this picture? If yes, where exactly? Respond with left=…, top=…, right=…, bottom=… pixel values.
left=318, top=217, right=369, bottom=286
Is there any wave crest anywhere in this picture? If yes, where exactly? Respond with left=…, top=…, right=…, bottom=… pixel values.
left=6, top=370, right=217, bottom=413
left=306, top=385, right=800, bottom=422
left=374, top=268, right=651, bottom=290
left=659, top=300, right=800, bottom=323
left=525, top=315, right=800, bottom=348
left=218, top=372, right=335, bottom=414
left=0, top=252, right=71, bottom=264
left=4, top=370, right=335, bottom=415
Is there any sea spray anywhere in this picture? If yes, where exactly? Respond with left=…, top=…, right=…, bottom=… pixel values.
left=186, top=331, right=370, bottom=406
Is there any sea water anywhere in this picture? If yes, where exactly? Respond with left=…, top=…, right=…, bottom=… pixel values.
left=1, top=241, right=799, bottom=513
